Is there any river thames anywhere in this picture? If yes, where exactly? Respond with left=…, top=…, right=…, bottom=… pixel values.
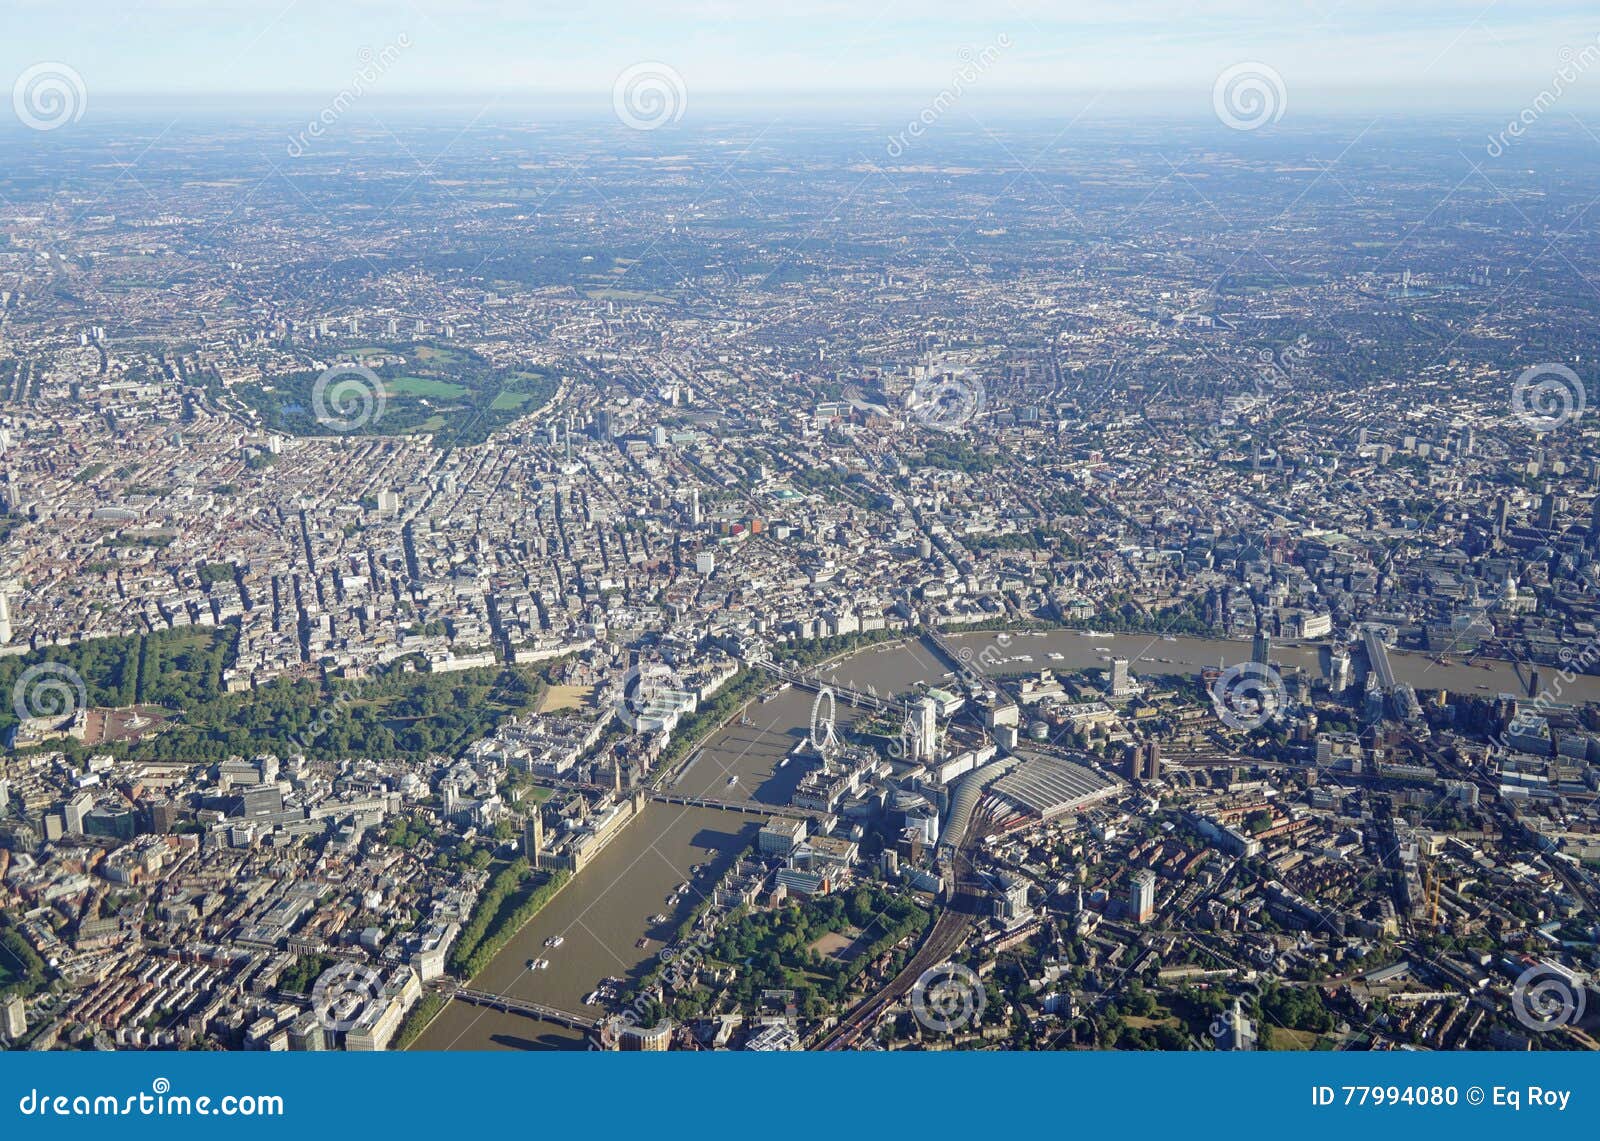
left=414, top=627, right=1584, bottom=1049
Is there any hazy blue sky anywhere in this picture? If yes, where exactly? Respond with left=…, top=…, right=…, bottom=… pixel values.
left=1, top=1, right=1598, bottom=111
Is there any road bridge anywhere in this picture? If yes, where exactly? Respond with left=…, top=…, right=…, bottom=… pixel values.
left=647, top=791, right=809, bottom=819
left=753, top=660, right=911, bottom=715
left=447, top=986, right=600, bottom=1032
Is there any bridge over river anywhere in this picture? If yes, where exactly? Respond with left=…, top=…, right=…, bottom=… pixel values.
left=445, top=985, right=600, bottom=1032
left=648, top=791, right=811, bottom=819
left=754, top=659, right=913, bottom=715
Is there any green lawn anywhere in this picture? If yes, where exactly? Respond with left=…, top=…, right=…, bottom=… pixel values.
left=414, top=345, right=468, bottom=364
left=387, top=375, right=469, bottom=398
left=238, top=342, right=557, bottom=448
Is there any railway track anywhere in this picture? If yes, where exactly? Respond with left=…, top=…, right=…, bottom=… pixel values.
left=818, top=823, right=991, bottom=1050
